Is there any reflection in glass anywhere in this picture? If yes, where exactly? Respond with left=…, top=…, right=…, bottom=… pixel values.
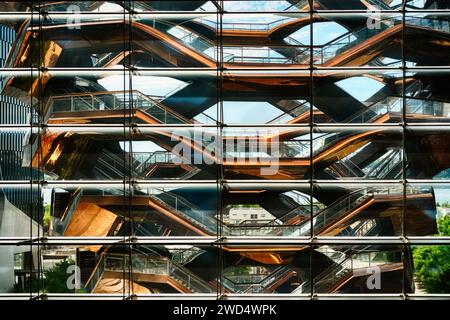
left=0, top=0, right=449, bottom=298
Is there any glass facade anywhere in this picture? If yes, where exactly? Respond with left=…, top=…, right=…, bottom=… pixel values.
left=0, top=0, right=449, bottom=299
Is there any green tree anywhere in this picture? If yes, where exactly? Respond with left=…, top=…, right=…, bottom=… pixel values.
left=413, top=215, right=450, bottom=293
left=41, top=259, right=76, bottom=293
left=437, top=214, right=450, bottom=235
left=43, top=204, right=51, bottom=231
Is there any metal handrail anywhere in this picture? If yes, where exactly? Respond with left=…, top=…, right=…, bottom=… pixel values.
left=221, top=265, right=293, bottom=293
left=134, top=151, right=177, bottom=175
left=304, top=16, right=450, bottom=65
left=367, top=0, right=400, bottom=9
left=111, top=254, right=214, bottom=293
left=340, top=158, right=365, bottom=177
left=45, top=89, right=191, bottom=124
left=225, top=55, right=293, bottom=64
left=91, top=52, right=117, bottom=67
left=196, top=16, right=297, bottom=32
left=346, top=219, right=380, bottom=237
left=228, top=186, right=410, bottom=237
left=346, top=95, right=447, bottom=123
left=96, top=149, right=131, bottom=179
left=147, top=189, right=224, bottom=234
left=365, top=149, right=402, bottom=178
left=4, top=19, right=30, bottom=68
left=84, top=254, right=106, bottom=292
left=345, top=95, right=402, bottom=123
left=170, top=248, right=205, bottom=265
left=294, top=249, right=402, bottom=294
left=267, top=101, right=309, bottom=124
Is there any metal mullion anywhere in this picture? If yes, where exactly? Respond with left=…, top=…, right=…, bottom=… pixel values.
left=30, top=2, right=48, bottom=299
left=4, top=236, right=450, bottom=246
left=121, top=6, right=130, bottom=300
left=35, top=3, right=43, bottom=300
left=401, top=3, right=407, bottom=299
left=128, top=8, right=135, bottom=244
left=28, top=4, right=36, bottom=300
left=309, top=0, right=315, bottom=298
left=217, top=1, right=224, bottom=300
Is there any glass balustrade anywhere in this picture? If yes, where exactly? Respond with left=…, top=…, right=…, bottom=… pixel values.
left=46, top=90, right=190, bottom=124
left=295, top=249, right=403, bottom=294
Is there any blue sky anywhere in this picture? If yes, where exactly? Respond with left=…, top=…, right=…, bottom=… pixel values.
left=98, top=73, right=187, bottom=97
left=200, top=101, right=283, bottom=124
left=336, top=77, right=385, bottom=101
left=289, top=22, right=350, bottom=45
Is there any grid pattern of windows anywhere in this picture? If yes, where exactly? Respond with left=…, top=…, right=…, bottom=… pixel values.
left=0, top=1, right=449, bottom=299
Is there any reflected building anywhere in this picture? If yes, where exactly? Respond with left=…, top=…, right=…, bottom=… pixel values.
left=0, top=0, right=449, bottom=297
left=0, top=22, right=41, bottom=292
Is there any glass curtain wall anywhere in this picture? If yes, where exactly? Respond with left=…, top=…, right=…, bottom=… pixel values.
left=0, top=0, right=449, bottom=299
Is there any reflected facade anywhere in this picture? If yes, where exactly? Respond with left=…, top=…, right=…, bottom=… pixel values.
left=0, top=1, right=450, bottom=298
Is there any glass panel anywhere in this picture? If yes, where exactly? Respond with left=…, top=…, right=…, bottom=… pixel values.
left=0, top=16, right=36, bottom=68
left=34, top=70, right=219, bottom=126
left=132, top=183, right=218, bottom=237
left=312, top=183, right=403, bottom=237
left=0, top=183, right=41, bottom=239
left=0, top=127, right=35, bottom=181
left=0, top=244, right=37, bottom=295
left=223, top=70, right=310, bottom=125
left=130, top=244, right=217, bottom=295
left=313, top=127, right=403, bottom=180
left=37, top=2, right=125, bottom=12
left=223, top=1, right=310, bottom=12
left=12, top=14, right=126, bottom=68
left=221, top=245, right=310, bottom=295
left=405, top=70, right=450, bottom=123
left=39, top=245, right=128, bottom=296
left=223, top=127, right=311, bottom=180
left=313, top=70, right=403, bottom=124
left=213, top=12, right=311, bottom=66
left=41, top=185, right=128, bottom=238
left=1, top=0, right=450, bottom=300
left=411, top=245, right=450, bottom=294
left=313, top=13, right=402, bottom=67
left=314, top=0, right=403, bottom=10
left=133, top=127, right=219, bottom=180
left=404, top=13, right=450, bottom=66
left=0, top=244, right=128, bottom=296
left=38, top=70, right=129, bottom=125
left=405, top=127, right=450, bottom=179
left=132, top=1, right=217, bottom=12
left=37, top=127, right=127, bottom=180
left=131, top=70, right=218, bottom=125
left=406, top=183, right=445, bottom=236
left=224, top=183, right=312, bottom=238
left=131, top=14, right=218, bottom=69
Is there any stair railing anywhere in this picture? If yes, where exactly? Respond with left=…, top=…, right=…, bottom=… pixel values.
left=57, top=188, right=82, bottom=235
left=44, top=89, right=191, bottom=124
left=147, top=189, right=224, bottom=235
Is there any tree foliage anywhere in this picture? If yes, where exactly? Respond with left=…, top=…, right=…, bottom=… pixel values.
left=413, top=215, right=450, bottom=293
